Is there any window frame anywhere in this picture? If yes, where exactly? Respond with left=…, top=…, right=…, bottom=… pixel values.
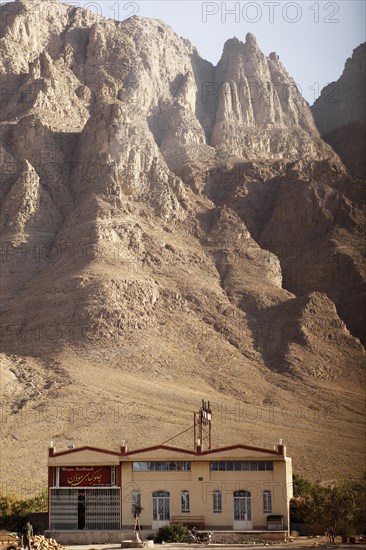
left=263, top=490, right=272, bottom=513
left=209, top=460, right=274, bottom=471
left=181, top=490, right=190, bottom=513
left=132, top=461, right=191, bottom=471
left=213, top=490, right=222, bottom=513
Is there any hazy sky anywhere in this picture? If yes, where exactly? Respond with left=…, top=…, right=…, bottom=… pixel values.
left=67, top=0, right=365, bottom=103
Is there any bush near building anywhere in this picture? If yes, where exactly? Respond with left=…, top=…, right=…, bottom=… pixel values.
left=0, top=490, right=47, bottom=532
left=292, top=472, right=366, bottom=536
left=154, top=523, right=190, bottom=543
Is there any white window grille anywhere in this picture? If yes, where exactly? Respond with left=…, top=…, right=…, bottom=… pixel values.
left=263, top=490, right=272, bottom=513
left=181, top=491, right=190, bottom=513
left=152, top=491, right=170, bottom=521
left=213, top=491, right=222, bottom=513
left=234, top=490, right=252, bottom=521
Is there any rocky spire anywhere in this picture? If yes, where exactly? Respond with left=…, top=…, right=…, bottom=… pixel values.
left=212, top=32, right=331, bottom=161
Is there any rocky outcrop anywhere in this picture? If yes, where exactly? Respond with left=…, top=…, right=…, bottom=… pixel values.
left=0, top=0, right=365, bottom=487
left=205, top=158, right=365, bottom=346
left=312, top=43, right=366, bottom=177
left=74, top=101, right=188, bottom=221
left=211, top=34, right=337, bottom=162
left=0, top=158, right=64, bottom=306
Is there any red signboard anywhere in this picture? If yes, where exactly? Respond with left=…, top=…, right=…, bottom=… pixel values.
left=60, top=466, right=112, bottom=487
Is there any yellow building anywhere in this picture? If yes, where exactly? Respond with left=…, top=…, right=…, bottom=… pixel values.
left=47, top=440, right=292, bottom=542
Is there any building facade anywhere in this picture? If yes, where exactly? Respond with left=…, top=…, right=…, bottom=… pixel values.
left=47, top=441, right=292, bottom=535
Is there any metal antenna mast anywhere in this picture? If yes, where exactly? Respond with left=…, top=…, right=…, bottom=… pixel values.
left=193, top=399, right=212, bottom=451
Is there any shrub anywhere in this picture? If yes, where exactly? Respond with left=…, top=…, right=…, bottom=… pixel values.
left=154, top=523, right=190, bottom=543
left=0, top=490, right=47, bottom=532
left=291, top=471, right=366, bottom=535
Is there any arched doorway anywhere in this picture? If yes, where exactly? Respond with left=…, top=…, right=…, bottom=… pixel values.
left=233, top=490, right=252, bottom=530
left=152, top=491, right=170, bottom=529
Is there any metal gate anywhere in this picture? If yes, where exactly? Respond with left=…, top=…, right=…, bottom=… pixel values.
left=85, top=489, right=121, bottom=529
left=50, top=489, right=78, bottom=530
left=50, top=488, right=121, bottom=530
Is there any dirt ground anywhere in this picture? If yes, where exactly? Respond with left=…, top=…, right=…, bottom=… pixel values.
left=64, top=536, right=366, bottom=550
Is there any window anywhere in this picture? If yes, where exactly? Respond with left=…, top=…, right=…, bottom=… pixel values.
left=132, top=462, right=149, bottom=471
left=263, top=490, right=272, bottom=513
left=132, top=491, right=141, bottom=516
left=210, top=461, right=274, bottom=471
left=213, top=491, right=222, bottom=513
left=181, top=491, right=190, bottom=513
left=133, top=461, right=191, bottom=471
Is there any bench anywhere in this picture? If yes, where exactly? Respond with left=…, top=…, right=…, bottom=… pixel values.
left=171, top=516, right=205, bottom=528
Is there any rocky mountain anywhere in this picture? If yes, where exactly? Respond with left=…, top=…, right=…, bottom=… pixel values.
left=0, top=0, right=365, bottom=492
left=312, top=43, right=366, bottom=178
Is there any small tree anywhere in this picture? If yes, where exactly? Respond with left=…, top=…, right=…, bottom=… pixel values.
left=132, top=503, right=143, bottom=534
left=292, top=472, right=366, bottom=536
left=0, top=489, right=47, bottom=531
left=0, top=494, right=15, bottom=517
left=293, top=474, right=314, bottom=498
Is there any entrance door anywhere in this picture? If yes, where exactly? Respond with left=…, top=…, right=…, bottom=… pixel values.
left=233, top=490, right=252, bottom=529
left=152, top=491, right=170, bottom=529
left=77, top=491, right=86, bottom=529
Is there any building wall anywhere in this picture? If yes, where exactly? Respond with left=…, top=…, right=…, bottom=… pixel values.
left=284, top=457, right=293, bottom=529
left=121, top=458, right=290, bottom=530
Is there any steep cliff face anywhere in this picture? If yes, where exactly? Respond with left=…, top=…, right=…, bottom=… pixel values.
left=0, top=0, right=365, bottom=487
left=204, top=151, right=365, bottom=343
left=211, top=34, right=335, bottom=162
left=312, top=43, right=366, bottom=177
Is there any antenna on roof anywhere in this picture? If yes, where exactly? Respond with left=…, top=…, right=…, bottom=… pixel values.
left=194, top=399, right=212, bottom=452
